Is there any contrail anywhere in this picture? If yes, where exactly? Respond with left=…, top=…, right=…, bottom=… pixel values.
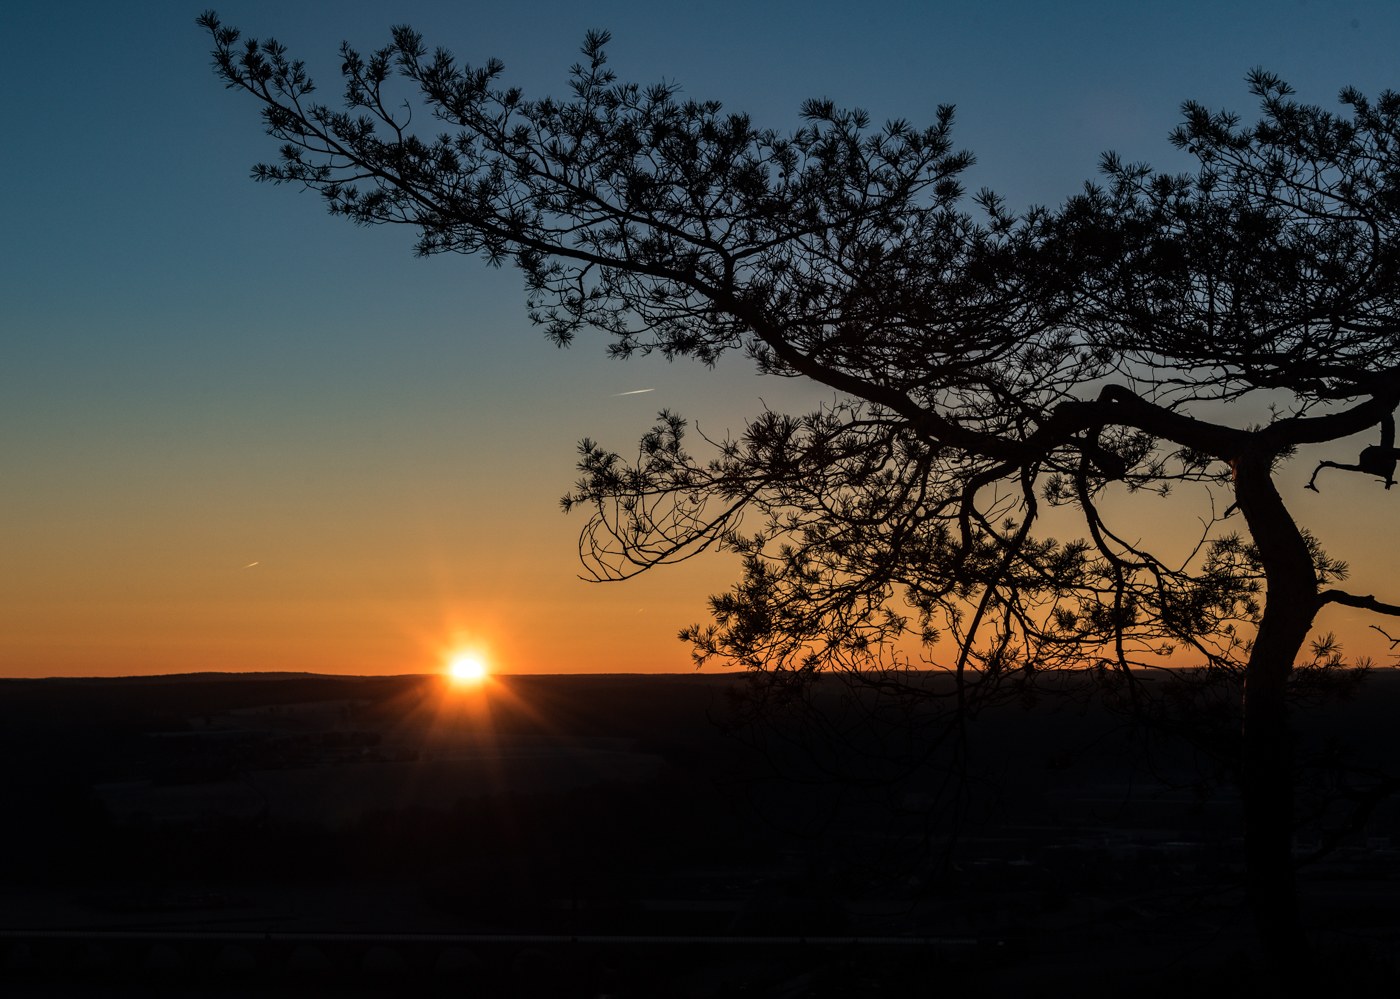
left=244, top=562, right=259, bottom=568
left=612, top=388, right=655, bottom=396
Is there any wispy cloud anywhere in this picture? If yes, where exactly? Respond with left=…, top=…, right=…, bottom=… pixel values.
left=244, top=562, right=259, bottom=568
left=612, top=388, right=655, bottom=396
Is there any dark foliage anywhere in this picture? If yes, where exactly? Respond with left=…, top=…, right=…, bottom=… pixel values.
left=199, top=13, right=1400, bottom=970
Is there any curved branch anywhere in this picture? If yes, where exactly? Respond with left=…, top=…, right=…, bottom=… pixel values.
left=1318, top=589, right=1400, bottom=616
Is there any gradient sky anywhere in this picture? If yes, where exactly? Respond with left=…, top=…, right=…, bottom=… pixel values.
left=3, top=1, right=1399, bottom=677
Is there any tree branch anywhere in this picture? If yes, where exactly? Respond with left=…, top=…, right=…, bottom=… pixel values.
left=1318, top=589, right=1400, bottom=616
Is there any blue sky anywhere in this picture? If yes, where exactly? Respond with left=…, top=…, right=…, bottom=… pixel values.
left=2, top=1, right=1396, bottom=675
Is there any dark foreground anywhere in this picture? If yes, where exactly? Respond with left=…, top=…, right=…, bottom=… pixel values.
left=1, top=670, right=1398, bottom=996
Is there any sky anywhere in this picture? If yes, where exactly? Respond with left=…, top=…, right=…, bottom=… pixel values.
left=3, top=0, right=1399, bottom=677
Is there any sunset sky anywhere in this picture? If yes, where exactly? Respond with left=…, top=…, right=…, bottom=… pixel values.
left=4, top=1, right=1400, bottom=677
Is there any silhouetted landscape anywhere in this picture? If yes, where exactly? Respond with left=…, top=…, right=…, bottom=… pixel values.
left=8, top=3, right=1400, bottom=991
left=2, top=669, right=1398, bottom=995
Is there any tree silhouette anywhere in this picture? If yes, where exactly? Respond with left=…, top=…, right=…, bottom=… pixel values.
left=201, top=12, right=1400, bottom=972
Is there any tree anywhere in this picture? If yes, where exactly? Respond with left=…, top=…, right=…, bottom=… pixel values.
left=200, top=11, right=1400, bottom=971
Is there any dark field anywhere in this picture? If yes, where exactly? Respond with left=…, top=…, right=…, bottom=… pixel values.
left=1, top=670, right=1398, bottom=996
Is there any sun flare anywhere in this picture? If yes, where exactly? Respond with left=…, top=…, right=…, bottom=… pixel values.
left=449, top=657, right=485, bottom=681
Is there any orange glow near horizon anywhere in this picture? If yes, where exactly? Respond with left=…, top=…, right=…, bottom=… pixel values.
left=7, top=445, right=1400, bottom=678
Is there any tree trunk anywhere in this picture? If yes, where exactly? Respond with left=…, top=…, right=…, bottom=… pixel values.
left=1232, top=454, right=1318, bottom=973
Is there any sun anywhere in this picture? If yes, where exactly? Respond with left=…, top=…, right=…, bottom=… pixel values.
left=449, top=657, right=485, bottom=681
